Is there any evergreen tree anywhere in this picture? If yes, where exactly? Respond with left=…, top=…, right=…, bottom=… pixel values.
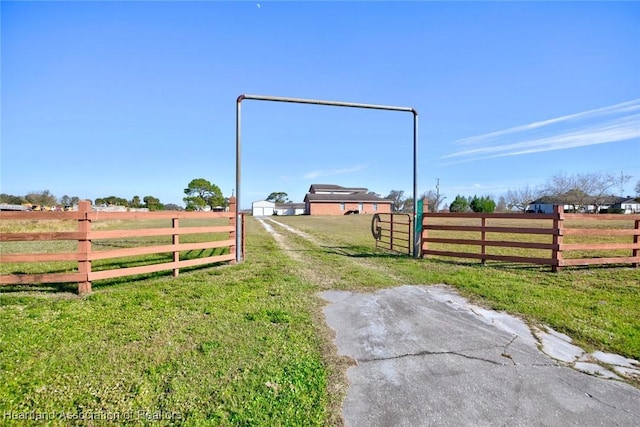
left=449, top=195, right=470, bottom=212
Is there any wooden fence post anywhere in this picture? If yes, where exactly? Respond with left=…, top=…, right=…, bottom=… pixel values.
left=481, top=216, right=487, bottom=266
left=173, top=218, right=180, bottom=277
left=390, top=213, right=395, bottom=252
left=633, top=219, right=639, bottom=268
left=552, top=205, right=564, bottom=272
left=241, top=213, right=246, bottom=260
left=229, top=197, right=237, bottom=264
left=77, top=200, right=92, bottom=294
left=422, top=201, right=429, bottom=258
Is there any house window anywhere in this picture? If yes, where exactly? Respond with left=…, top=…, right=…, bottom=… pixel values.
left=340, top=203, right=345, bottom=211
left=358, top=203, right=363, bottom=212
left=373, top=203, right=377, bottom=211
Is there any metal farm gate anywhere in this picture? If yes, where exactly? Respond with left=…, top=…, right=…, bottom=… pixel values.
left=371, top=213, right=413, bottom=256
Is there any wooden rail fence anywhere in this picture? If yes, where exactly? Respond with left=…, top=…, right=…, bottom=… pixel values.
left=0, top=198, right=243, bottom=294
left=421, top=206, right=639, bottom=271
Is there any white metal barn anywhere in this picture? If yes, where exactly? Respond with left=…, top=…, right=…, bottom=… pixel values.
left=274, top=203, right=306, bottom=216
left=252, top=200, right=275, bottom=216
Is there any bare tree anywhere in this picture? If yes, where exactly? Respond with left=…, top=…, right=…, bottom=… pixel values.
left=635, top=179, right=640, bottom=197
left=504, top=186, right=539, bottom=212
left=542, top=171, right=631, bottom=212
left=578, top=172, right=630, bottom=212
left=420, top=190, right=446, bottom=212
left=542, top=173, right=574, bottom=199
left=385, top=190, right=405, bottom=213
left=495, top=195, right=508, bottom=213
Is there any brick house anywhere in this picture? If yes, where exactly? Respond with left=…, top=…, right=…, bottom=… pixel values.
left=303, top=184, right=392, bottom=215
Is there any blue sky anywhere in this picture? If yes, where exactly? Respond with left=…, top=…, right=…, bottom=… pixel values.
left=2, top=1, right=639, bottom=209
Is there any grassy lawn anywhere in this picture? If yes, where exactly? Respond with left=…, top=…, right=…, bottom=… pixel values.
left=1, top=214, right=638, bottom=425
left=1, top=219, right=330, bottom=425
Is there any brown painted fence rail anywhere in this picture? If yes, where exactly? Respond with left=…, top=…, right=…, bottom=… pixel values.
left=421, top=206, right=640, bottom=271
left=0, top=198, right=243, bottom=293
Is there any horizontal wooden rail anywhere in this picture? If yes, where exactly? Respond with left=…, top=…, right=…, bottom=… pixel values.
left=1, top=232, right=85, bottom=242
left=86, top=211, right=233, bottom=220
left=89, top=226, right=234, bottom=240
left=422, top=249, right=557, bottom=266
left=88, top=240, right=234, bottom=261
left=424, top=237, right=558, bottom=251
left=561, top=242, right=640, bottom=251
left=88, top=254, right=235, bottom=281
left=1, top=273, right=85, bottom=285
left=1, top=252, right=85, bottom=263
left=0, top=210, right=234, bottom=221
left=0, top=211, right=81, bottom=221
left=562, top=228, right=637, bottom=236
left=419, top=203, right=639, bottom=271
left=423, top=224, right=557, bottom=235
left=424, top=212, right=558, bottom=220
left=563, top=213, right=632, bottom=220
left=1, top=227, right=234, bottom=242
left=560, top=257, right=639, bottom=266
left=0, top=199, right=242, bottom=293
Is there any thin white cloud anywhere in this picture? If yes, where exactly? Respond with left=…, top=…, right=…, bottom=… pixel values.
left=442, top=99, right=640, bottom=165
left=303, top=164, right=367, bottom=180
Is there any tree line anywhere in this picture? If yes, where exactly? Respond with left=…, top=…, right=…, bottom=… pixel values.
left=0, top=191, right=176, bottom=211
left=1, top=191, right=82, bottom=209
left=385, top=172, right=639, bottom=214
left=384, top=190, right=505, bottom=214
left=0, top=178, right=227, bottom=212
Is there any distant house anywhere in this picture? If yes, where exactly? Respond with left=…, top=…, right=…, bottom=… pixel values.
left=527, top=196, right=579, bottom=214
left=303, top=184, right=392, bottom=215
left=527, top=195, right=640, bottom=214
left=612, top=197, right=640, bottom=214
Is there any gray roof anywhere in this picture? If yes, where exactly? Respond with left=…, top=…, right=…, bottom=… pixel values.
left=615, top=197, right=640, bottom=204
left=304, top=193, right=392, bottom=203
left=308, top=184, right=368, bottom=194
left=530, top=195, right=633, bottom=205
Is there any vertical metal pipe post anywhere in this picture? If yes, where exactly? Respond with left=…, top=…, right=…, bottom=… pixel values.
left=235, top=97, right=243, bottom=262
left=412, top=112, right=419, bottom=258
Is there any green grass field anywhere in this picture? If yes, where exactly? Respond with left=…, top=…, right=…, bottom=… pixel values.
left=1, top=214, right=638, bottom=425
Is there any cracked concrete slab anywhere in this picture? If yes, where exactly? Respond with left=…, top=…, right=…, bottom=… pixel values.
left=320, top=285, right=640, bottom=426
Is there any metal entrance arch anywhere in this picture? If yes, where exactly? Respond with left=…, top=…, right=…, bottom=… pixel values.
left=235, top=94, right=419, bottom=262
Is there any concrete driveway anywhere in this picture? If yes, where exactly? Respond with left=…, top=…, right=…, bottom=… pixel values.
left=321, top=285, right=640, bottom=427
